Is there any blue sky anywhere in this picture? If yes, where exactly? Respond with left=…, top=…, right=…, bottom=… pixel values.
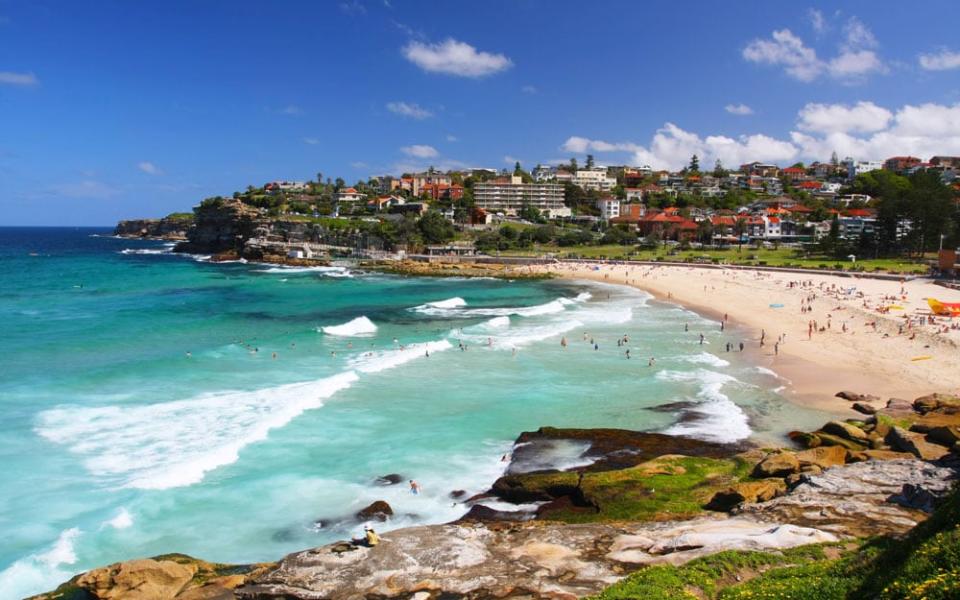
left=1, top=0, right=959, bottom=225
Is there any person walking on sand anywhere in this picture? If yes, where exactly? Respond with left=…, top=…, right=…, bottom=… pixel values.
left=409, top=480, right=421, bottom=495
left=739, top=341, right=744, bottom=352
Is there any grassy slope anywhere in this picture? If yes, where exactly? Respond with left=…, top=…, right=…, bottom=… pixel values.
left=592, top=484, right=960, bottom=600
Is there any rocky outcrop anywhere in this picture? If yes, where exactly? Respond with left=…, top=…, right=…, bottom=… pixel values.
left=752, top=451, right=800, bottom=477
left=737, top=458, right=956, bottom=537
left=237, top=517, right=836, bottom=600
left=355, top=500, right=393, bottom=522
left=115, top=216, right=192, bottom=240
left=174, top=200, right=263, bottom=255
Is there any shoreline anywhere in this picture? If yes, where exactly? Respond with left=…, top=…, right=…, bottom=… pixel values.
left=529, top=261, right=960, bottom=415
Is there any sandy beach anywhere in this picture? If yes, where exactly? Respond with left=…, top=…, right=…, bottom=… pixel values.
left=529, top=261, right=960, bottom=413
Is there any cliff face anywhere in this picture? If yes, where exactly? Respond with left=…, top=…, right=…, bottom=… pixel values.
left=173, top=200, right=263, bottom=255
left=114, top=217, right=192, bottom=240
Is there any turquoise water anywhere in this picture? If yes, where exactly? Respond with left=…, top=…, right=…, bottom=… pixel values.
left=0, top=228, right=830, bottom=599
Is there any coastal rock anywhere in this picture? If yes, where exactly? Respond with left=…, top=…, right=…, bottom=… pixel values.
left=821, top=420, right=869, bottom=443
left=788, top=431, right=821, bottom=448
left=862, top=449, right=915, bottom=461
left=75, top=558, right=197, bottom=599
left=812, top=431, right=867, bottom=451
left=852, top=402, right=877, bottom=415
left=706, top=480, right=787, bottom=512
left=913, top=393, right=960, bottom=415
left=374, top=474, right=403, bottom=486
left=885, top=398, right=915, bottom=414
left=887, top=427, right=951, bottom=461
left=236, top=517, right=837, bottom=599
left=457, top=504, right=536, bottom=523
left=752, top=452, right=800, bottom=478
left=355, top=500, right=393, bottom=522
left=115, top=216, right=192, bottom=240
left=738, top=458, right=956, bottom=537
left=926, top=426, right=960, bottom=448
left=450, top=489, right=467, bottom=499
left=836, top=391, right=880, bottom=403
left=795, top=446, right=847, bottom=470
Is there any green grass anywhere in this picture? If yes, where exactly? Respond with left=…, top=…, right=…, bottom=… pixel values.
left=591, top=483, right=960, bottom=599
left=498, top=245, right=929, bottom=274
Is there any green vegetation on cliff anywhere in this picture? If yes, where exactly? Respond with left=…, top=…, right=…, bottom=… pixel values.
left=593, top=483, right=960, bottom=600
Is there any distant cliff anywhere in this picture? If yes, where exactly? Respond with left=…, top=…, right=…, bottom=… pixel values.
left=115, top=214, right=193, bottom=240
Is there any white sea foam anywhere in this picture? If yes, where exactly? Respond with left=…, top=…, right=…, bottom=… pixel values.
left=421, top=297, right=468, bottom=309
left=656, top=369, right=752, bottom=443
left=755, top=366, right=779, bottom=377
left=0, top=527, right=81, bottom=600
left=256, top=265, right=351, bottom=277
left=103, top=508, right=133, bottom=530
left=35, top=371, right=360, bottom=490
left=347, top=340, right=453, bottom=373
left=120, top=248, right=170, bottom=255
left=321, top=316, right=377, bottom=336
left=456, top=319, right=584, bottom=349
left=679, top=352, right=731, bottom=368
left=412, top=296, right=576, bottom=318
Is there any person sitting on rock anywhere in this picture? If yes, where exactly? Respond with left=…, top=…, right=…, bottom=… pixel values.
left=363, top=525, right=380, bottom=547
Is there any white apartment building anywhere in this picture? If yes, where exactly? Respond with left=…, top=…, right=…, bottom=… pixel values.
left=533, top=165, right=556, bottom=182
left=843, top=158, right=883, bottom=181
left=573, top=167, right=617, bottom=192
left=596, top=197, right=621, bottom=221
left=473, top=176, right=571, bottom=217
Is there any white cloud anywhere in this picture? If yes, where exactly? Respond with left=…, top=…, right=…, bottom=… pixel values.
left=808, top=9, right=826, bottom=34
left=504, top=155, right=519, bottom=165
left=743, top=18, right=885, bottom=83
left=446, top=134, right=458, bottom=142
left=743, top=29, right=823, bottom=82
left=797, top=101, right=892, bottom=134
left=137, top=161, right=161, bottom=175
left=521, top=84, right=538, bottom=94
left=725, top=103, right=754, bottom=116
left=0, top=71, right=38, bottom=86
left=919, top=48, right=960, bottom=71
left=386, top=101, right=433, bottom=119
left=400, top=144, right=438, bottom=158
left=302, top=137, right=320, bottom=145
left=401, top=38, right=512, bottom=77
left=561, top=136, right=640, bottom=154
left=339, top=1, right=366, bottom=15
left=351, top=161, right=370, bottom=169
left=276, top=105, right=303, bottom=116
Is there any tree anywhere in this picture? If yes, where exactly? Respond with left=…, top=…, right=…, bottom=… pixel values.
left=712, top=159, right=727, bottom=179
left=519, top=203, right=543, bottom=223
left=696, top=219, right=714, bottom=245
left=569, top=157, right=578, bottom=173
left=316, top=172, right=323, bottom=185
left=416, top=211, right=454, bottom=244
left=334, top=177, right=345, bottom=190
left=585, top=154, right=595, bottom=170
left=733, top=218, right=748, bottom=251
left=688, top=154, right=700, bottom=173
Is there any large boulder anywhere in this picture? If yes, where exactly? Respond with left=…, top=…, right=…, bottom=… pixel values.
left=926, top=426, right=960, bottom=448
left=794, top=446, right=847, bottom=470
left=887, top=427, right=951, bottom=461
left=706, top=480, right=787, bottom=512
left=913, top=393, right=960, bottom=415
left=821, top=420, right=869, bottom=443
left=788, top=430, right=821, bottom=448
left=852, top=402, right=877, bottom=415
left=836, top=391, right=879, bottom=403
left=74, top=559, right=197, bottom=600
left=813, top=431, right=867, bottom=451
left=373, top=474, right=403, bottom=486
left=862, top=449, right=915, bottom=461
left=355, top=500, right=393, bottom=522
left=752, top=452, right=800, bottom=478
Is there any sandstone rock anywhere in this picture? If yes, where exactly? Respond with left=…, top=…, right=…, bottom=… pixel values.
left=739, top=459, right=956, bottom=537
left=887, top=427, right=951, bottom=461
left=852, top=402, right=877, bottom=415
left=706, top=480, right=787, bottom=512
left=74, top=559, right=197, bottom=600
left=913, top=393, right=960, bottom=414
left=862, top=449, right=915, bottom=461
left=813, top=431, right=867, bottom=451
left=890, top=483, right=943, bottom=513
left=788, top=431, right=821, bottom=448
left=926, top=426, right=960, bottom=448
left=845, top=451, right=867, bottom=463
left=885, top=398, right=915, bottom=414
left=822, top=420, right=869, bottom=442
left=752, top=452, right=800, bottom=478
left=800, top=465, right=822, bottom=476
left=795, top=446, right=847, bottom=470
left=450, top=489, right=467, bottom=499
left=355, top=500, right=393, bottom=522
left=836, top=391, right=879, bottom=403
left=457, top=504, right=534, bottom=523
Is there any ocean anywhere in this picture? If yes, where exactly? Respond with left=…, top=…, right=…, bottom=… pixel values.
left=0, top=227, right=830, bottom=599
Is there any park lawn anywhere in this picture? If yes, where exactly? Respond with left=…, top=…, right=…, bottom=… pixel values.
left=498, top=245, right=929, bottom=274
